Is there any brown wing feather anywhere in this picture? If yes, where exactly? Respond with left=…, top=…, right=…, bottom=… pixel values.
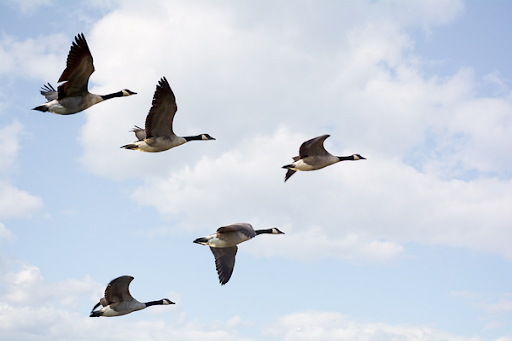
left=299, top=134, right=330, bottom=158
left=104, top=275, right=134, bottom=305
left=145, top=77, right=178, bottom=139
left=57, top=33, right=94, bottom=99
left=210, top=246, right=237, bottom=285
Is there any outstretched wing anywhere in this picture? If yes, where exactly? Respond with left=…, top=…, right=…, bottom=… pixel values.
left=210, top=246, right=237, bottom=285
left=299, top=134, right=330, bottom=158
left=145, top=77, right=178, bottom=139
left=57, top=33, right=94, bottom=99
left=104, top=275, right=135, bottom=305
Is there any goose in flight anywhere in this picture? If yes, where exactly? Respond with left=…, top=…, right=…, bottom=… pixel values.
left=33, top=33, right=136, bottom=115
left=194, top=223, right=284, bottom=285
left=282, top=134, right=366, bottom=181
left=90, top=275, right=174, bottom=317
left=121, top=77, right=215, bottom=152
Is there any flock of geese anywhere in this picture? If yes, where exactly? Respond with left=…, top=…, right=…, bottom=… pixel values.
left=32, top=33, right=366, bottom=317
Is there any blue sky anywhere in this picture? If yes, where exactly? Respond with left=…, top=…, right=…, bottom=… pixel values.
left=0, top=0, right=511, bottom=340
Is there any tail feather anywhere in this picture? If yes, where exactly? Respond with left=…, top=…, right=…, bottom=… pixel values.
left=193, top=237, right=209, bottom=245
left=121, top=144, right=137, bottom=150
left=89, top=311, right=103, bottom=317
left=32, top=105, right=48, bottom=112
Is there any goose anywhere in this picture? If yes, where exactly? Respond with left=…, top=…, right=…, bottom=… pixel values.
left=90, top=275, right=174, bottom=317
left=121, top=77, right=215, bottom=152
left=193, top=223, right=284, bottom=285
left=282, top=134, right=366, bottom=181
left=33, top=33, right=136, bottom=115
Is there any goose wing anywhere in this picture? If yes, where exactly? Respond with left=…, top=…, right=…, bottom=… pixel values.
left=131, top=125, right=146, bottom=141
left=217, top=223, right=256, bottom=239
left=104, top=275, right=135, bottom=305
left=210, top=246, right=237, bottom=285
left=57, top=33, right=94, bottom=99
left=144, top=77, right=178, bottom=139
left=284, top=169, right=296, bottom=181
left=90, top=297, right=107, bottom=313
left=40, top=83, right=58, bottom=101
left=299, top=134, right=330, bottom=158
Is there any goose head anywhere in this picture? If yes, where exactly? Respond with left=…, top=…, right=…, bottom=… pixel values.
left=271, top=228, right=285, bottom=234
left=121, top=89, right=137, bottom=96
left=201, top=134, right=216, bottom=141
left=352, top=154, right=366, bottom=160
left=162, top=298, right=175, bottom=305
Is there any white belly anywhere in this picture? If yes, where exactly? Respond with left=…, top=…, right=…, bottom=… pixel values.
left=134, top=137, right=187, bottom=152
left=208, top=233, right=251, bottom=248
left=291, top=155, right=339, bottom=171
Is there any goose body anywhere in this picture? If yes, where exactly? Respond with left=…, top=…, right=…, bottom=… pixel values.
left=282, top=134, right=366, bottom=181
left=122, top=77, right=215, bottom=152
left=33, top=33, right=136, bottom=115
left=193, top=223, right=284, bottom=285
left=90, top=275, right=174, bottom=317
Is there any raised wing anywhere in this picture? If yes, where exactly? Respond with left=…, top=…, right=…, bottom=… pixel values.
left=145, top=77, right=178, bottom=139
left=299, top=134, right=330, bottom=158
left=104, top=275, right=135, bottom=305
left=40, top=83, right=58, bottom=101
left=210, top=246, right=237, bottom=285
left=57, top=33, right=94, bottom=99
left=217, top=223, right=256, bottom=239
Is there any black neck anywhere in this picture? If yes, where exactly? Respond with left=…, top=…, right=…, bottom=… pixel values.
left=255, top=228, right=274, bottom=235
left=144, top=299, right=165, bottom=307
left=338, top=156, right=354, bottom=161
left=101, top=91, right=124, bottom=101
left=184, top=135, right=203, bottom=142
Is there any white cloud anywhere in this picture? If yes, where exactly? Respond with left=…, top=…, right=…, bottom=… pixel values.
left=0, top=181, right=43, bottom=218
left=479, top=295, right=512, bottom=315
left=263, top=311, right=485, bottom=341
left=0, top=34, right=67, bottom=82
left=16, top=0, right=510, bottom=262
left=0, top=122, right=43, bottom=218
left=4, top=0, right=53, bottom=15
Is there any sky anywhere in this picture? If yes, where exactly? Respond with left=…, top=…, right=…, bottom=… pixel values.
left=0, top=0, right=511, bottom=340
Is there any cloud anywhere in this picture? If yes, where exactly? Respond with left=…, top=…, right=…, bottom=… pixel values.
left=262, top=311, right=484, bottom=341
left=0, top=34, right=67, bottom=82
left=17, top=0, right=510, bottom=262
left=4, top=0, right=53, bottom=15
left=0, top=122, right=43, bottom=218
left=479, top=295, right=512, bottom=315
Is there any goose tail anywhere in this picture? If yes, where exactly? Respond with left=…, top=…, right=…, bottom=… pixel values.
left=89, top=310, right=103, bottom=317
left=121, top=144, right=137, bottom=150
left=32, top=105, right=49, bottom=112
left=193, top=237, right=209, bottom=245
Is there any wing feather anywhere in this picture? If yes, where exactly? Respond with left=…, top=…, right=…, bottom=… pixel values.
left=104, top=275, right=134, bottom=305
left=210, top=246, right=237, bottom=285
left=299, top=134, right=330, bottom=158
left=145, top=77, right=177, bottom=139
left=57, top=33, right=94, bottom=98
left=40, top=83, right=58, bottom=101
